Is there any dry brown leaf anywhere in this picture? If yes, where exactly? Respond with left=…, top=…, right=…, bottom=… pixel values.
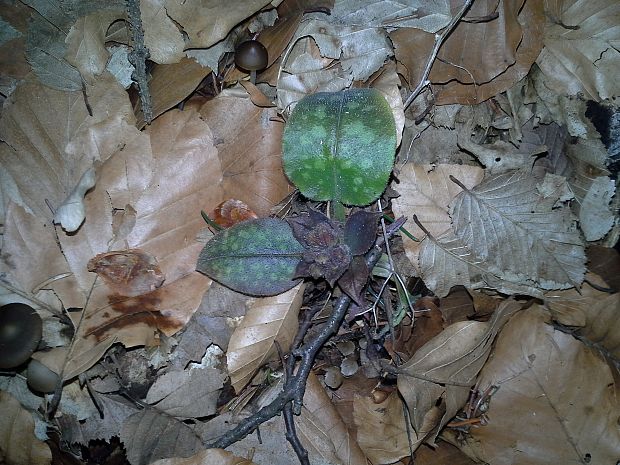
left=121, top=409, right=203, bottom=465
left=65, top=10, right=125, bottom=85
left=391, top=163, right=484, bottom=269
left=353, top=392, right=413, bottom=464
left=367, top=61, right=405, bottom=146
left=199, top=94, right=293, bottom=216
left=587, top=246, right=620, bottom=292
left=545, top=274, right=620, bottom=359
left=0, top=391, right=52, bottom=465
left=297, top=372, right=368, bottom=465
left=0, top=75, right=134, bottom=219
left=227, top=283, right=304, bottom=394
left=148, top=448, right=257, bottom=465
left=140, top=0, right=185, bottom=64
left=454, top=305, right=620, bottom=464
left=537, top=0, right=620, bottom=101
left=145, top=367, right=226, bottom=418
left=135, top=57, right=211, bottom=129
left=164, top=0, right=272, bottom=48
left=449, top=170, right=586, bottom=290
left=397, top=300, right=521, bottom=439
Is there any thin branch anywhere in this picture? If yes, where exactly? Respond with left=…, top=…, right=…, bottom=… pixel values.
left=403, top=0, right=475, bottom=109
left=126, top=0, right=153, bottom=124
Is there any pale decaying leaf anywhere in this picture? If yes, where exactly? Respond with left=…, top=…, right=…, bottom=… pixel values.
left=570, top=172, right=616, bottom=242
left=368, top=60, right=405, bottom=146
left=544, top=274, right=620, bottom=359
left=121, top=409, right=203, bottom=465
left=537, top=0, right=620, bottom=100
left=353, top=392, right=418, bottom=464
left=227, top=283, right=304, bottom=394
left=145, top=367, right=225, bottom=418
left=397, top=300, right=521, bottom=442
left=451, top=305, right=620, bottom=465
left=0, top=391, right=52, bottom=465
left=391, top=163, right=484, bottom=267
left=149, top=448, right=257, bottom=465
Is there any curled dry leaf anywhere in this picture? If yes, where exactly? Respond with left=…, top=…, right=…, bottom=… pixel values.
left=148, top=448, right=257, bottom=465
left=0, top=391, right=52, bottom=465
left=397, top=300, right=521, bottom=439
left=227, top=283, right=305, bottom=393
left=454, top=305, right=620, bottom=464
left=208, top=199, right=258, bottom=229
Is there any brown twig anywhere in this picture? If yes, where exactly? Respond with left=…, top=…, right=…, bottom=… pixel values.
left=403, top=0, right=475, bottom=110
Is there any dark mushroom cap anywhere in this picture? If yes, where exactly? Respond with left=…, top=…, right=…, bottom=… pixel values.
left=0, top=303, right=43, bottom=369
left=27, top=359, right=60, bottom=393
left=234, top=40, right=268, bottom=72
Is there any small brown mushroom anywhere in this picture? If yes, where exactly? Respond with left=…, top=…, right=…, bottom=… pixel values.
left=234, top=40, right=268, bottom=84
left=0, top=303, right=43, bottom=369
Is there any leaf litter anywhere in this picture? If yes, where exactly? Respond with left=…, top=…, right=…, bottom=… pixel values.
left=0, top=1, right=618, bottom=465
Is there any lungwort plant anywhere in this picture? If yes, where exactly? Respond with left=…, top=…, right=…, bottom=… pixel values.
left=196, top=89, right=397, bottom=300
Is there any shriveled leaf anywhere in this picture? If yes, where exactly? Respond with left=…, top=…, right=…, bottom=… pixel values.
left=391, top=163, right=484, bottom=269
left=537, top=0, right=620, bottom=101
left=573, top=175, right=616, bottom=242
left=0, top=391, right=51, bottom=465
left=146, top=367, right=225, bottom=418
left=282, top=89, right=396, bottom=206
left=545, top=274, right=620, bottom=359
left=121, top=409, right=203, bottom=465
left=353, top=392, right=414, bottom=464
left=227, top=283, right=304, bottom=393
left=450, top=170, right=586, bottom=289
left=164, top=0, right=272, bottom=48
left=455, top=305, right=620, bottom=464
left=198, top=94, right=293, bottom=216
left=149, top=449, right=257, bottom=465
left=344, top=211, right=380, bottom=256
left=397, top=300, right=521, bottom=436
left=338, top=256, right=369, bottom=306
left=197, top=218, right=304, bottom=296
left=208, top=199, right=258, bottom=229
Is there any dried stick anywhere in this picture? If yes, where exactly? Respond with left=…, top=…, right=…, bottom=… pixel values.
left=403, top=0, right=475, bottom=110
left=126, top=0, right=153, bottom=124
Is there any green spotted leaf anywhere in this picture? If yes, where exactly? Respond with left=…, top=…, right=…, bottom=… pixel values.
left=282, top=89, right=397, bottom=206
left=196, top=218, right=305, bottom=296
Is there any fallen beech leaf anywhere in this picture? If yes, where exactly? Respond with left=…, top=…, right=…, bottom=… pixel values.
left=148, top=448, right=257, bottom=465
left=164, top=0, right=272, bottom=48
left=146, top=367, right=225, bottom=418
left=199, top=94, right=293, bottom=216
left=134, top=56, right=211, bottom=129
left=0, top=391, right=52, bottom=465
left=455, top=305, right=620, bottom=464
left=296, top=372, right=368, bottom=465
left=537, top=0, right=620, bottom=101
left=545, top=274, right=620, bottom=359
left=391, top=163, right=484, bottom=268
left=140, top=0, right=185, bottom=64
left=450, top=170, right=586, bottom=289
left=353, top=392, right=414, bottom=464
left=227, top=283, right=305, bottom=393
left=121, top=409, right=203, bottom=465
left=398, top=300, right=521, bottom=439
